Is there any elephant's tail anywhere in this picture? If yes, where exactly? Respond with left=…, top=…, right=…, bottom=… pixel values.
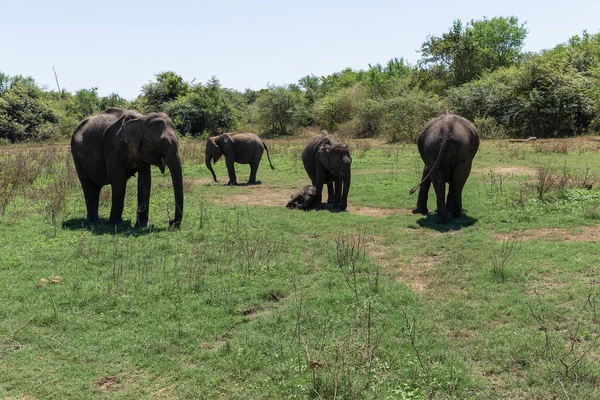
left=409, top=137, right=449, bottom=195
left=262, top=140, right=275, bottom=170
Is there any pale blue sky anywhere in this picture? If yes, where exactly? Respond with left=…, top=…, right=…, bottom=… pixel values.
left=2, top=0, right=599, bottom=99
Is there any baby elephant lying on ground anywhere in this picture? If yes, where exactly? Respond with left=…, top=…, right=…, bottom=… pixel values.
left=286, top=185, right=318, bottom=210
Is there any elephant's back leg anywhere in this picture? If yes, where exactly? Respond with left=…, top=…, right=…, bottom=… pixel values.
left=430, top=169, right=447, bottom=223
left=447, top=160, right=472, bottom=218
left=72, top=155, right=102, bottom=221
left=247, top=144, right=264, bottom=184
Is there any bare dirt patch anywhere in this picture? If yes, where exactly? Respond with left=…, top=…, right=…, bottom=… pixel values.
left=348, top=205, right=413, bottom=218
left=211, top=187, right=293, bottom=207
left=93, top=376, right=120, bottom=392
left=393, top=254, right=442, bottom=292
left=205, top=183, right=412, bottom=217
left=365, top=237, right=442, bottom=292
left=495, top=225, right=600, bottom=243
left=523, top=272, right=567, bottom=295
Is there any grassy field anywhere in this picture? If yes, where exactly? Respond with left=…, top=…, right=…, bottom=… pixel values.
left=2, top=136, right=600, bottom=399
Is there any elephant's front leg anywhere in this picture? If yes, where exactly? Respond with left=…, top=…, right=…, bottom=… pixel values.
left=109, top=178, right=128, bottom=225
left=136, top=163, right=151, bottom=228
left=332, top=177, right=342, bottom=209
left=225, top=158, right=238, bottom=186
left=326, top=183, right=335, bottom=204
left=412, top=167, right=430, bottom=215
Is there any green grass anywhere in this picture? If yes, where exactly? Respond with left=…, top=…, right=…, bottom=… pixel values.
left=1, top=138, right=600, bottom=398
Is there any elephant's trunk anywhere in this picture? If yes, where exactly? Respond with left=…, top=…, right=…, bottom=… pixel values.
left=206, top=154, right=218, bottom=182
left=168, top=153, right=184, bottom=227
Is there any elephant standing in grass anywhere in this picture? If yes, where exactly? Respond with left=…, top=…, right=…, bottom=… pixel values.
left=302, top=135, right=352, bottom=211
left=410, top=110, right=479, bottom=223
left=205, top=132, right=274, bottom=185
left=71, top=107, right=183, bottom=227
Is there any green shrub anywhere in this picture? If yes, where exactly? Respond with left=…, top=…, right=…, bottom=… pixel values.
left=473, top=116, right=509, bottom=139
left=256, top=85, right=309, bottom=136
left=380, top=90, right=445, bottom=142
left=0, top=77, right=58, bottom=142
left=448, top=56, right=595, bottom=137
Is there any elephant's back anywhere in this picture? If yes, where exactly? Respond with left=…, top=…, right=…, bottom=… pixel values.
left=227, top=132, right=262, bottom=144
left=227, top=132, right=265, bottom=163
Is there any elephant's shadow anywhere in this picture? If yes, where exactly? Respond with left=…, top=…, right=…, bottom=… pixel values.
left=413, top=212, right=477, bottom=232
left=62, top=218, right=169, bottom=236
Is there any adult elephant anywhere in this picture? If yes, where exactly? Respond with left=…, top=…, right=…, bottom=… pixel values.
left=410, top=110, right=479, bottom=223
left=302, top=134, right=352, bottom=211
left=71, top=107, right=183, bottom=228
left=205, top=132, right=274, bottom=185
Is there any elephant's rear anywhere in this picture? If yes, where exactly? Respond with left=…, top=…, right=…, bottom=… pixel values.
left=71, top=111, right=121, bottom=185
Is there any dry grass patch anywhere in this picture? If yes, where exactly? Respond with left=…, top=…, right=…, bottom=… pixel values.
left=495, top=225, right=600, bottom=243
left=484, top=166, right=538, bottom=176
left=93, top=376, right=120, bottom=392
left=364, top=237, right=442, bottom=292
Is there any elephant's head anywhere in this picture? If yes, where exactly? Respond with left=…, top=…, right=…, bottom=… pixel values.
left=119, top=112, right=184, bottom=226
left=205, top=136, right=223, bottom=182
left=317, top=142, right=352, bottom=208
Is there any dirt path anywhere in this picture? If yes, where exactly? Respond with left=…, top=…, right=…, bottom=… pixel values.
left=204, top=183, right=413, bottom=217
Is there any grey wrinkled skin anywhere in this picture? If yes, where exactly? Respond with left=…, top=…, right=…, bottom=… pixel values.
left=411, top=110, right=479, bottom=224
left=301, top=135, right=352, bottom=211
left=71, top=107, right=183, bottom=228
left=286, top=185, right=318, bottom=210
left=205, top=132, right=274, bottom=185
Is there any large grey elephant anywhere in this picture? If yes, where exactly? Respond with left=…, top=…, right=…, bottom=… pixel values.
left=410, top=110, right=479, bottom=223
left=205, top=132, right=274, bottom=185
left=302, top=134, right=352, bottom=211
left=71, top=107, right=183, bottom=227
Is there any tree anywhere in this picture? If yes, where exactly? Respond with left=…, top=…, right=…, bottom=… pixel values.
left=99, top=93, right=129, bottom=110
left=165, top=78, right=238, bottom=137
left=67, top=88, right=101, bottom=120
left=420, top=17, right=527, bottom=86
left=141, top=71, right=189, bottom=112
left=0, top=75, right=57, bottom=142
left=256, top=85, right=309, bottom=136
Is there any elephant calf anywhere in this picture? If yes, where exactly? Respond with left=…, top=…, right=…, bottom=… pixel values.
left=286, top=185, right=318, bottom=210
left=302, top=134, right=352, bottom=211
left=410, top=110, right=479, bottom=223
left=205, top=132, right=274, bottom=185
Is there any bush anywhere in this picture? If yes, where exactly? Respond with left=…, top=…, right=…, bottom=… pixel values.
left=256, top=85, right=309, bottom=136
left=473, top=116, right=509, bottom=139
left=0, top=77, right=58, bottom=142
left=380, top=90, right=445, bottom=142
left=313, top=85, right=366, bottom=132
left=448, top=54, right=595, bottom=137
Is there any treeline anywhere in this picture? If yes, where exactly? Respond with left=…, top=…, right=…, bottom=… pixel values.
left=2, top=16, right=600, bottom=143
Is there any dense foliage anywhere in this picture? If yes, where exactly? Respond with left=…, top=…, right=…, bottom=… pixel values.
left=1, top=16, right=599, bottom=143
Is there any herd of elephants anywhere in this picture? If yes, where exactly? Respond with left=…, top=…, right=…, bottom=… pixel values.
left=70, top=107, right=480, bottom=228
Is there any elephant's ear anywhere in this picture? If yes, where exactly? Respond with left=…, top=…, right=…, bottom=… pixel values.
left=317, top=143, right=331, bottom=165
left=102, top=114, right=142, bottom=182
left=119, top=118, right=145, bottom=154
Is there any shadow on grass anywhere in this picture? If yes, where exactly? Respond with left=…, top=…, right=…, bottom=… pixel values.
left=62, top=218, right=169, bottom=236
left=414, top=212, right=478, bottom=232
